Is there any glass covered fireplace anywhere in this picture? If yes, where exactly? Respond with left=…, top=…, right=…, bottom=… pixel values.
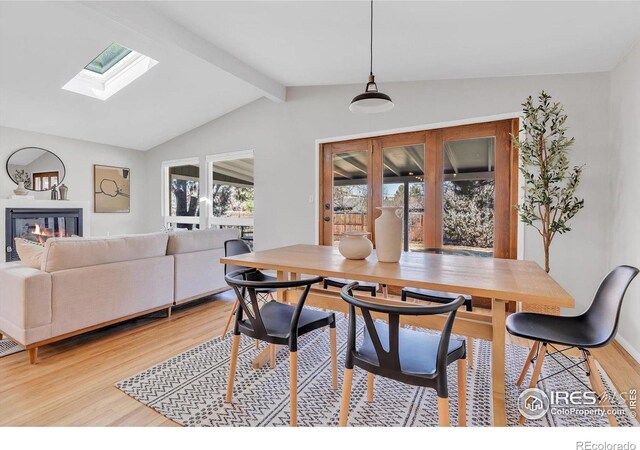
left=5, top=208, right=83, bottom=262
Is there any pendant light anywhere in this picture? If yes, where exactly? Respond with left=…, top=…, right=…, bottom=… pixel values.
left=349, top=0, right=394, bottom=113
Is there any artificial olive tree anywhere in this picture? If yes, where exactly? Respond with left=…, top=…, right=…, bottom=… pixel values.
left=513, top=91, right=584, bottom=273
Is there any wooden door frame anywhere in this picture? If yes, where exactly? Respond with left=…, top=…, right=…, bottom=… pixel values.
left=320, top=138, right=374, bottom=246
left=320, top=118, right=519, bottom=259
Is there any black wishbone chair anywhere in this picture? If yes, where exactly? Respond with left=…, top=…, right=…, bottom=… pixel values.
left=323, top=278, right=388, bottom=297
left=221, top=239, right=277, bottom=338
left=224, top=268, right=337, bottom=427
left=338, top=282, right=467, bottom=427
left=507, top=265, right=639, bottom=426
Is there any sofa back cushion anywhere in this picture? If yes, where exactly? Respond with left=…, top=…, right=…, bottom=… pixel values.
left=14, top=238, right=45, bottom=269
left=167, top=227, right=239, bottom=255
left=41, top=233, right=169, bottom=273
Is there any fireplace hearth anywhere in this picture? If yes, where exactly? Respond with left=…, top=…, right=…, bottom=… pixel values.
left=5, top=208, right=83, bottom=262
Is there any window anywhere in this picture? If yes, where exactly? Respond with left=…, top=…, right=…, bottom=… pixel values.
left=85, top=43, right=132, bottom=74
left=162, top=158, right=201, bottom=230
left=62, top=43, right=158, bottom=101
left=442, top=137, right=495, bottom=256
left=207, top=151, right=255, bottom=242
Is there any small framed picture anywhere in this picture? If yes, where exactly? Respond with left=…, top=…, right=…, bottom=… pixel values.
left=94, top=165, right=130, bottom=213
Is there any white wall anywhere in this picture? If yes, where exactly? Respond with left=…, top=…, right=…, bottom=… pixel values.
left=610, top=41, right=640, bottom=360
left=1, top=126, right=147, bottom=237
left=144, top=72, right=612, bottom=319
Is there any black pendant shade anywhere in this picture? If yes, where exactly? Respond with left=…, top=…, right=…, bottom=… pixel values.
left=349, top=74, right=394, bottom=113
left=349, top=0, right=394, bottom=113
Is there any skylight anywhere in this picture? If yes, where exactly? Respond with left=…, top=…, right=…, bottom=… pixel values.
left=62, top=43, right=158, bottom=101
left=85, top=43, right=132, bottom=75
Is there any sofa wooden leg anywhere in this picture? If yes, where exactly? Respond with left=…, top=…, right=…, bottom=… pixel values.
left=166, top=306, right=172, bottom=318
left=28, top=347, right=38, bottom=365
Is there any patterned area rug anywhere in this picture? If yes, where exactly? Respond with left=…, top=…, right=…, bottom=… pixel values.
left=0, top=338, right=24, bottom=358
left=116, top=315, right=638, bottom=427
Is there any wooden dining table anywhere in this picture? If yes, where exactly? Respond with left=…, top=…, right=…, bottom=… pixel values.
left=220, top=244, right=574, bottom=426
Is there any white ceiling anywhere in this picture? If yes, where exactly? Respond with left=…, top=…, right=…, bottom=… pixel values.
left=153, top=1, right=640, bottom=85
left=1, top=1, right=640, bottom=151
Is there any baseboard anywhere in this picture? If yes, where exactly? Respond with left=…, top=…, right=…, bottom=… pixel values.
left=615, top=334, right=640, bottom=364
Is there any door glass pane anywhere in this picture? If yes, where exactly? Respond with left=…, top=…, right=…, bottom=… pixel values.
left=442, top=137, right=495, bottom=256
left=169, top=164, right=200, bottom=219
left=383, top=144, right=425, bottom=251
left=332, top=152, right=369, bottom=246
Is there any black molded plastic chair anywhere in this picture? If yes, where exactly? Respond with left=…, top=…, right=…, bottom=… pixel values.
left=221, top=239, right=277, bottom=337
left=338, top=282, right=467, bottom=427
left=507, top=265, right=639, bottom=426
left=224, top=268, right=337, bottom=427
left=323, top=277, right=388, bottom=297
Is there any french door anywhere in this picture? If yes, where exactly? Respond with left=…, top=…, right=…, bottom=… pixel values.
left=319, top=119, right=519, bottom=260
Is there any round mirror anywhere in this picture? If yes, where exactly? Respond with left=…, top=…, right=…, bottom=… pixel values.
left=6, top=147, right=66, bottom=191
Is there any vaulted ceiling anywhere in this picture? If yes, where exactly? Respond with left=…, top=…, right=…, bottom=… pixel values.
left=2, top=1, right=640, bottom=151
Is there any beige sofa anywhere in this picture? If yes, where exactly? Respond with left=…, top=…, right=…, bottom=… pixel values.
left=0, top=227, right=238, bottom=364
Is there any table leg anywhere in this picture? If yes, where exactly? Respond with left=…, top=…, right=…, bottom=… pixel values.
left=277, top=271, right=288, bottom=302
left=491, top=299, right=508, bottom=427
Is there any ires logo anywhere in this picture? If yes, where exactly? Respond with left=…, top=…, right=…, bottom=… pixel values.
left=550, top=391, right=599, bottom=405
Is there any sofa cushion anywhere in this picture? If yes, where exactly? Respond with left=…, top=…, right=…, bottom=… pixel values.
left=15, top=238, right=45, bottom=269
left=41, top=232, right=169, bottom=273
left=167, top=227, right=239, bottom=255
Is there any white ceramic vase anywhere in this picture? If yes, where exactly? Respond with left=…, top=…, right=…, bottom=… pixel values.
left=13, top=182, right=28, bottom=196
left=375, top=206, right=403, bottom=263
left=338, top=231, right=373, bottom=260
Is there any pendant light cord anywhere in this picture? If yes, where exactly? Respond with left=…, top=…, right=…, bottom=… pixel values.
left=370, top=0, right=374, bottom=75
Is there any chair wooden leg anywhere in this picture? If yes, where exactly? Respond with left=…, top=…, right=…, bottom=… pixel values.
left=517, top=341, right=540, bottom=387
left=458, top=359, right=467, bottom=426
left=519, top=343, right=547, bottom=425
left=221, top=298, right=239, bottom=338
left=270, top=344, right=276, bottom=368
left=367, top=373, right=374, bottom=402
left=28, top=347, right=38, bottom=365
left=290, top=351, right=298, bottom=427
left=339, top=368, right=354, bottom=427
left=437, top=396, right=450, bottom=426
left=225, top=335, right=240, bottom=402
left=330, top=327, right=338, bottom=390
left=586, top=352, right=618, bottom=427
left=467, top=338, right=474, bottom=368
left=255, top=339, right=259, bottom=349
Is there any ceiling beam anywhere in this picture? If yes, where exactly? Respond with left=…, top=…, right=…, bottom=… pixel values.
left=383, top=159, right=400, bottom=176
left=80, top=1, right=286, bottom=102
left=444, top=142, right=460, bottom=174
left=336, top=155, right=368, bottom=175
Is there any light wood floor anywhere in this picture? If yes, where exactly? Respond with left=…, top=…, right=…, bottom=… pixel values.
left=1, top=290, right=639, bottom=426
